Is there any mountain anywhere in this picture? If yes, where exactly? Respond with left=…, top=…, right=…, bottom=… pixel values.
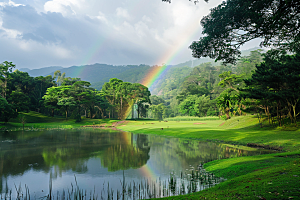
left=25, top=66, right=64, bottom=77
left=17, top=47, right=261, bottom=91
left=18, top=68, right=30, bottom=73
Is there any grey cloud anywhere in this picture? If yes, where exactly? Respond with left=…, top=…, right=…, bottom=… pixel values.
left=0, top=0, right=259, bottom=70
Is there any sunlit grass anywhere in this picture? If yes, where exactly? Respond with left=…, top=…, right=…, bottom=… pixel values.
left=118, top=115, right=300, bottom=200
left=1, top=111, right=119, bottom=131
left=164, top=116, right=220, bottom=121
left=2, top=112, right=300, bottom=199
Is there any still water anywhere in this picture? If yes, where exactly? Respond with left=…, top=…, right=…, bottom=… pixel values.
left=0, top=129, right=270, bottom=199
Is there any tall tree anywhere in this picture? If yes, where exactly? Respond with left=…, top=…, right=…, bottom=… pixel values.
left=70, top=81, right=91, bottom=122
left=0, top=61, right=15, bottom=99
left=56, top=86, right=75, bottom=120
left=243, top=50, right=300, bottom=125
left=102, top=78, right=123, bottom=118
left=43, top=86, right=61, bottom=117
left=189, top=0, right=300, bottom=63
left=0, top=97, right=16, bottom=122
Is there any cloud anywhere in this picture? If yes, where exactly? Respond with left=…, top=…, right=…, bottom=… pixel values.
left=44, top=0, right=81, bottom=16
left=0, top=0, right=260, bottom=69
left=116, top=7, right=131, bottom=20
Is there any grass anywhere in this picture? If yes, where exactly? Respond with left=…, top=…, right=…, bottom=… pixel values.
left=118, top=115, right=300, bottom=152
left=164, top=116, right=220, bottom=121
left=0, top=111, right=119, bottom=130
left=116, top=115, right=300, bottom=199
left=158, top=156, right=300, bottom=199
left=1, top=113, right=300, bottom=199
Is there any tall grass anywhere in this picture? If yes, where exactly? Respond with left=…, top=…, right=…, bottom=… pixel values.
left=164, top=116, right=220, bottom=121
left=0, top=164, right=224, bottom=200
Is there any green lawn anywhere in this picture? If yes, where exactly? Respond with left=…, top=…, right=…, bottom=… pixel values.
left=1, top=113, right=300, bottom=199
left=0, top=111, right=119, bottom=130
left=119, top=115, right=300, bottom=152
left=117, top=115, right=300, bottom=199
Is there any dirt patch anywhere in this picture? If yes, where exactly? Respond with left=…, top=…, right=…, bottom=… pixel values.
left=247, top=143, right=283, bottom=151
left=275, top=154, right=300, bottom=158
left=193, top=123, right=207, bottom=125
left=81, top=121, right=129, bottom=128
left=82, top=124, right=106, bottom=128
left=112, top=121, right=127, bottom=126
left=219, top=122, right=226, bottom=126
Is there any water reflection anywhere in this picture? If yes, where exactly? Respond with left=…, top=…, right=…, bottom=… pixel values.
left=0, top=129, right=271, bottom=199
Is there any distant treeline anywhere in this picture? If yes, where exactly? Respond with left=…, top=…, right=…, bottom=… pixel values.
left=0, top=64, right=150, bottom=122
left=1, top=49, right=300, bottom=126
left=150, top=49, right=300, bottom=126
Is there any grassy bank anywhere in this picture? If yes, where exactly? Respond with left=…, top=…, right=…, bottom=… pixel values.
left=0, top=111, right=119, bottom=130
left=117, top=115, right=300, bottom=199
left=118, top=115, right=300, bottom=152
left=1, top=113, right=300, bottom=199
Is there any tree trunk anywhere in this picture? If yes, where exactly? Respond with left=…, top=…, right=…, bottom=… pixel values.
left=120, top=97, right=123, bottom=118
left=277, top=100, right=281, bottom=126
left=132, top=103, right=134, bottom=119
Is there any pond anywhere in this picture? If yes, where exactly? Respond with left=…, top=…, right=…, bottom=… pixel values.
left=0, top=129, right=271, bottom=199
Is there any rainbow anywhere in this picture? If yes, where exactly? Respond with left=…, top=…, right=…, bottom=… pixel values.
left=138, top=161, right=159, bottom=181
left=121, top=132, right=159, bottom=180
left=123, top=16, right=201, bottom=119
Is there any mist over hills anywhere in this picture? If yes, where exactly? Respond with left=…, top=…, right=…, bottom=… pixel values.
left=17, top=47, right=261, bottom=91
left=19, top=66, right=64, bottom=77
left=17, top=60, right=218, bottom=91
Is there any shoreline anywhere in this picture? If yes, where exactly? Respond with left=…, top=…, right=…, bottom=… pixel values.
left=115, top=118, right=300, bottom=199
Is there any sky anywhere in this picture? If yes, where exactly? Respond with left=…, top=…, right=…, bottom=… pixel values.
left=0, top=0, right=260, bottom=69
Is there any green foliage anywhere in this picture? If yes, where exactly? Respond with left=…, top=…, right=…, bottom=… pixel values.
left=189, top=0, right=300, bottom=64
left=0, top=97, right=16, bottom=122
left=0, top=61, right=15, bottom=99
left=179, top=95, right=211, bottom=117
left=150, top=103, right=165, bottom=120
left=242, top=50, right=300, bottom=126
left=150, top=95, right=165, bottom=105
left=102, top=78, right=151, bottom=119
left=91, top=64, right=150, bottom=90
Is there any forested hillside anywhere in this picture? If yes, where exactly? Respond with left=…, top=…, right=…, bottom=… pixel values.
left=18, top=48, right=260, bottom=93
left=149, top=49, right=264, bottom=119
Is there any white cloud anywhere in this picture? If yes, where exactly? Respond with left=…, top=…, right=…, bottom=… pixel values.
left=0, top=0, right=24, bottom=7
left=116, top=7, right=131, bottom=20
left=0, top=0, right=261, bottom=69
left=44, top=0, right=81, bottom=16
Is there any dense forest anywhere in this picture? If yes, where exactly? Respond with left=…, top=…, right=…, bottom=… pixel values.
left=1, top=49, right=300, bottom=126
left=0, top=64, right=151, bottom=122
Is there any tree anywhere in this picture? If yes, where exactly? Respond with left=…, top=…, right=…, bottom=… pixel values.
left=218, top=71, right=244, bottom=92
left=43, top=86, right=61, bottom=117
left=151, top=103, right=165, bottom=120
left=179, top=95, right=211, bottom=117
left=130, top=83, right=151, bottom=119
left=0, top=61, right=15, bottom=99
left=0, top=97, right=16, bottom=122
left=150, top=95, right=165, bottom=105
left=102, top=78, right=123, bottom=118
left=189, top=0, right=300, bottom=64
left=53, top=70, right=66, bottom=86
left=69, top=81, right=91, bottom=122
left=217, top=92, right=239, bottom=119
left=243, top=50, right=300, bottom=126
left=56, top=86, right=75, bottom=120
left=6, top=70, right=35, bottom=112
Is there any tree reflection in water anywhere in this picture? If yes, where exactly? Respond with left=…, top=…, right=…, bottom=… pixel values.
left=0, top=129, right=272, bottom=199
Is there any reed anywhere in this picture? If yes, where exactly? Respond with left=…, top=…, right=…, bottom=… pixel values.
left=0, top=164, right=224, bottom=200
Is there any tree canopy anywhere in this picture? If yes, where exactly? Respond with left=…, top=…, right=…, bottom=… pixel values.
left=189, top=0, right=300, bottom=64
